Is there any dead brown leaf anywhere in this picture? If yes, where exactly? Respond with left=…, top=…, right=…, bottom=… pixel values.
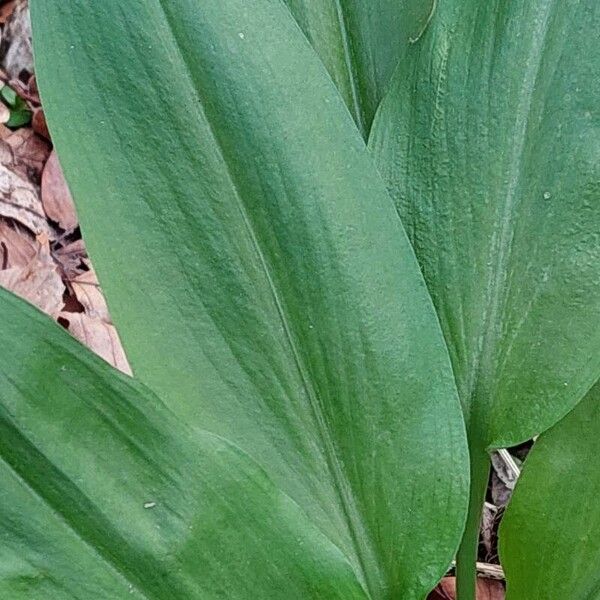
left=0, top=0, right=19, bottom=25
left=0, top=0, right=33, bottom=82
left=41, top=150, right=77, bottom=231
left=70, top=268, right=109, bottom=321
left=0, top=102, right=9, bottom=124
left=53, top=238, right=86, bottom=279
left=4, top=127, right=51, bottom=181
left=59, top=312, right=132, bottom=375
left=0, top=123, right=11, bottom=141
left=0, top=233, right=64, bottom=316
left=429, top=578, right=505, bottom=600
left=0, top=217, right=35, bottom=267
left=31, top=107, right=49, bottom=139
left=491, top=451, right=520, bottom=508
left=0, top=144, right=54, bottom=236
left=482, top=502, right=500, bottom=561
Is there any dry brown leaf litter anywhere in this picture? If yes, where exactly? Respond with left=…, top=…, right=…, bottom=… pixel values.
left=41, top=150, right=78, bottom=232
left=429, top=577, right=505, bottom=600
left=0, top=0, right=32, bottom=81
left=0, top=231, right=63, bottom=316
left=0, top=216, right=34, bottom=266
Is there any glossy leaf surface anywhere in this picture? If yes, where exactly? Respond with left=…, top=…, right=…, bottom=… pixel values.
left=0, top=289, right=367, bottom=600
left=501, top=382, right=600, bottom=600
left=284, top=0, right=435, bottom=136
left=370, top=0, right=600, bottom=448
left=30, top=0, right=469, bottom=597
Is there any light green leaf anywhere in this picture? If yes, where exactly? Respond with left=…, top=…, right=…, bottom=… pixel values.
left=370, top=1, right=600, bottom=594
left=31, top=0, right=468, bottom=597
left=500, top=382, right=600, bottom=600
left=0, top=288, right=367, bottom=600
left=283, top=0, right=436, bottom=137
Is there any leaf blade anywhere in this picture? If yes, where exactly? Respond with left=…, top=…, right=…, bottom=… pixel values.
left=500, top=382, right=600, bottom=600
left=284, top=0, right=436, bottom=135
left=32, top=0, right=469, bottom=596
left=0, top=288, right=368, bottom=600
left=370, top=0, right=600, bottom=447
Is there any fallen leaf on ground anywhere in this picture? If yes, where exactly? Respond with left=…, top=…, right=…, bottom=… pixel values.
left=428, top=578, right=505, bottom=600
left=0, top=0, right=19, bottom=25
left=482, top=502, right=500, bottom=561
left=41, top=150, right=77, bottom=231
left=70, top=267, right=109, bottom=321
left=0, top=233, right=64, bottom=316
left=52, top=238, right=86, bottom=279
left=0, top=142, right=54, bottom=236
left=4, top=126, right=50, bottom=181
left=0, top=0, right=32, bottom=81
left=491, top=451, right=521, bottom=508
left=0, top=123, right=12, bottom=141
left=59, top=312, right=132, bottom=375
left=0, top=217, right=35, bottom=267
left=31, top=107, right=48, bottom=139
left=0, top=102, right=9, bottom=124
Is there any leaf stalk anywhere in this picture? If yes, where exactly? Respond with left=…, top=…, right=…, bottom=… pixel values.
left=456, top=445, right=490, bottom=600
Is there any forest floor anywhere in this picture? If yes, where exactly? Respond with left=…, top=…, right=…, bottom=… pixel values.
left=0, top=2, right=527, bottom=598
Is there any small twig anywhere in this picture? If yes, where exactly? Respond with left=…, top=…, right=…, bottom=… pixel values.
left=1, top=240, right=7, bottom=269
left=475, top=562, right=505, bottom=580
left=62, top=278, right=100, bottom=287
left=450, top=560, right=505, bottom=581
left=496, top=448, right=521, bottom=480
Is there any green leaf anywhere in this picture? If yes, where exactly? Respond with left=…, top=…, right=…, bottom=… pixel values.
left=500, top=382, right=600, bottom=600
left=0, top=288, right=368, bottom=599
left=6, top=106, right=32, bottom=128
left=0, top=85, right=18, bottom=106
left=370, top=0, right=600, bottom=451
left=31, top=0, right=469, bottom=597
left=0, top=84, right=32, bottom=128
left=370, top=1, right=600, bottom=595
left=283, top=0, right=436, bottom=137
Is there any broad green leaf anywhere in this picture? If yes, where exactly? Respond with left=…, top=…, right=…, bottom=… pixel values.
left=370, top=0, right=600, bottom=448
left=0, top=288, right=367, bottom=599
left=370, top=2, right=600, bottom=594
left=500, top=382, right=600, bottom=600
left=32, top=0, right=469, bottom=597
left=283, top=0, right=436, bottom=137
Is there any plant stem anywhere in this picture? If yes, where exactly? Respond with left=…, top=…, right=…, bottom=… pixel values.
left=456, top=445, right=491, bottom=600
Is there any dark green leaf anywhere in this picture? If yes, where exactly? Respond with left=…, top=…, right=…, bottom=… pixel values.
left=31, top=0, right=469, bottom=597
left=0, top=288, right=367, bottom=600
left=284, top=0, right=435, bottom=136
left=370, top=3, right=600, bottom=593
left=500, top=382, right=600, bottom=600
left=370, top=0, right=600, bottom=449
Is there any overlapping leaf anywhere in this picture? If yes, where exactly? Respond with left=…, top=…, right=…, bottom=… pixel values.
left=27, top=0, right=469, bottom=597
left=369, top=1, right=600, bottom=594
left=0, top=289, right=367, bottom=600
left=370, top=0, right=600, bottom=450
left=284, top=0, right=435, bottom=136
left=500, top=382, right=600, bottom=600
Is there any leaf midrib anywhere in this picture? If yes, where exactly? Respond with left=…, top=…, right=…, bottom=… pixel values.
left=154, top=1, right=379, bottom=596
